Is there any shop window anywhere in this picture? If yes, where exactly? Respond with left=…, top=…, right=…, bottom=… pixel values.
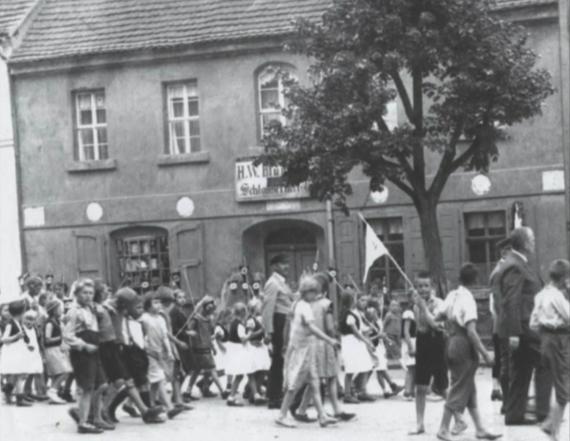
left=114, top=229, right=170, bottom=293
left=367, top=218, right=405, bottom=291
left=257, top=63, right=297, bottom=140
left=74, top=90, right=108, bottom=161
left=166, top=80, right=201, bottom=154
left=464, top=211, right=507, bottom=283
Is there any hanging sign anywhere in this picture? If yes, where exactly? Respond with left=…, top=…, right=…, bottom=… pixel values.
left=235, top=157, right=310, bottom=202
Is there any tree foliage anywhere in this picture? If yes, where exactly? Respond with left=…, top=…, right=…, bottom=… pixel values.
left=258, top=0, right=554, bottom=213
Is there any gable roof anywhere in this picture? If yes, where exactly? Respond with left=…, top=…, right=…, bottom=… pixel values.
left=0, top=0, right=40, bottom=38
left=9, top=0, right=557, bottom=65
left=10, top=0, right=329, bottom=63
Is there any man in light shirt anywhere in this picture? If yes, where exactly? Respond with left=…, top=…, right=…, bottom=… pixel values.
left=531, top=259, right=570, bottom=441
left=262, top=254, right=295, bottom=409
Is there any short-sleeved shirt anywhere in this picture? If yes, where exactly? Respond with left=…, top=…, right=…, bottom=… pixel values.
left=530, top=284, right=570, bottom=331
left=414, top=295, right=444, bottom=333
left=288, top=300, right=315, bottom=349
left=439, top=286, right=478, bottom=328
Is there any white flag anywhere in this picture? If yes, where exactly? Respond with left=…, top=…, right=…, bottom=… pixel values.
left=362, top=218, right=389, bottom=283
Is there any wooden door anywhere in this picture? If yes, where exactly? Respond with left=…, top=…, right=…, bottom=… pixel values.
left=169, top=222, right=204, bottom=300
left=73, top=230, right=106, bottom=281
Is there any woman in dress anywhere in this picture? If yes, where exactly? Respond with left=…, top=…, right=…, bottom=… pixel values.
left=293, top=273, right=355, bottom=422
left=275, top=275, right=340, bottom=428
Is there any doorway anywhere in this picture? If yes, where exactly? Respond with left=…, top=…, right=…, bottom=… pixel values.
left=265, top=227, right=317, bottom=289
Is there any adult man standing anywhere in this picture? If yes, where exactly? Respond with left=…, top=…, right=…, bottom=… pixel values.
left=496, top=227, right=550, bottom=425
left=262, top=254, right=295, bottom=409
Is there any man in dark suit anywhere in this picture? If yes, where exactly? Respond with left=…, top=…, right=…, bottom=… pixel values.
left=496, top=227, right=551, bottom=425
left=261, top=254, right=295, bottom=409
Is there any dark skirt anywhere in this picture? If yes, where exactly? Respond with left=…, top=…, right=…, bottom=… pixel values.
left=445, top=331, right=479, bottom=413
left=122, top=345, right=149, bottom=387
left=192, top=347, right=215, bottom=370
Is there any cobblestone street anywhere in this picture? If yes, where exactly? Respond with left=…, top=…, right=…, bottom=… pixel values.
left=1, top=368, right=567, bottom=441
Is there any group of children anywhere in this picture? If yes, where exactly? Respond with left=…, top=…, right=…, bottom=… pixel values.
left=1, top=258, right=567, bottom=439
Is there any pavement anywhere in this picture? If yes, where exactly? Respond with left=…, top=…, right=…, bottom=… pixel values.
left=0, top=368, right=568, bottom=441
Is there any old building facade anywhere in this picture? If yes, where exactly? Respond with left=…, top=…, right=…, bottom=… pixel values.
left=8, top=0, right=569, bottom=341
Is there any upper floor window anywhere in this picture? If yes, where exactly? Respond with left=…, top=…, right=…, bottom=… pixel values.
left=464, top=211, right=507, bottom=283
left=257, top=64, right=296, bottom=140
left=75, top=90, right=108, bottom=161
left=367, top=217, right=406, bottom=291
left=166, top=81, right=201, bottom=154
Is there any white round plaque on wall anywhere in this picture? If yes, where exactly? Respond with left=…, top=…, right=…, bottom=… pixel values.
left=471, top=174, right=491, bottom=196
left=176, top=197, right=195, bottom=218
left=86, top=202, right=103, bottom=222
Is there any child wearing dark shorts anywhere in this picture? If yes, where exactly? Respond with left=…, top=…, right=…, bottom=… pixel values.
left=531, top=260, right=570, bottom=441
left=63, top=279, right=105, bottom=434
left=105, top=288, right=164, bottom=424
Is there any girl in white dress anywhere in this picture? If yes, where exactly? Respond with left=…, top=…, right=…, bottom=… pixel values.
left=339, top=291, right=374, bottom=404
left=0, top=303, right=44, bottom=406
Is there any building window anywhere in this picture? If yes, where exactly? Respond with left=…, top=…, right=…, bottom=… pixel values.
left=367, top=218, right=405, bottom=291
left=166, top=81, right=201, bottom=154
left=464, top=211, right=507, bottom=283
left=257, top=64, right=296, bottom=140
left=74, top=90, right=108, bottom=161
left=115, top=231, right=170, bottom=294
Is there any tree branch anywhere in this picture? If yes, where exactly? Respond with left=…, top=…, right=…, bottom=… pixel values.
left=391, top=71, right=415, bottom=124
left=411, top=68, right=425, bottom=190
left=388, top=175, right=418, bottom=203
left=429, top=119, right=464, bottom=197
left=450, top=142, right=478, bottom=172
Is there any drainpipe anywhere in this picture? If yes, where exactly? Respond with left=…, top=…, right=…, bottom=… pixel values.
left=560, top=0, right=570, bottom=259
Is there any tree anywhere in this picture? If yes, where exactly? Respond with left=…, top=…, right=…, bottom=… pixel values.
left=258, top=0, right=554, bottom=294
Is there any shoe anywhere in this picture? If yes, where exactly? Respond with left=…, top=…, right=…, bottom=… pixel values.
left=142, top=408, right=166, bottom=424
left=202, top=389, right=217, bottom=398
left=357, top=394, right=375, bottom=402
left=175, top=403, right=194, bottom=411
left=319, top=417, right=338, bottom=428
left=275, top=417, right=297, bottom=428
left=227, top=398, right=244, bottom=407
left=334, top=412, right=356, bottom=422
left=16, top=395, right=32, bottom=407
left=101, top=410, right=117, bottom=425
left=47, top=388, right=67, bottom=405
left=167, top=407, right=184, bottom=419
left=60, top=391, right=76, bottom=403
left=390, top=384, right=404, bottom=396
left=451, top=419, right=468, bottom=435
left=505, top=417, right=537, bottom=426
left=94, top=420, right=116, bottom=431
left=343, top=396, right=360, bottom=404
left=29, top=394, right=49, bottom=402
left=68, top=408, right=80, bottom=424
left=384, top=392, right=394, bottom=399
left=253, top=394, right=267, bottom=405
left=476, top=433, right=502, bottom=440
left=221, top=391, right=230, bottom=400
left=491, top=390, right=503, bottom=401
left=122, top=403, right=140, bottom=418
left=77, top=423, right=104, bottom=434
left=268, top=401, right=282, bottom=409
left=292, top=413, right=317, bottom=423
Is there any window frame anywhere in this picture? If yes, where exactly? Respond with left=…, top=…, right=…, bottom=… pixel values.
left=463, top=210, right=508, bottom=284
left=73, top=89, right=108, bottom=162
left=365, top=217, right=406, bottom=291
left=164, top=79, right=201, bottom=155
left=256, top=63, right=297, bottom=142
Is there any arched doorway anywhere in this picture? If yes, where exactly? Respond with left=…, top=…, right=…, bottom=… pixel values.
left=242, top=219, right=324, bottom=288
left=265, top=227, right=317, bottom=288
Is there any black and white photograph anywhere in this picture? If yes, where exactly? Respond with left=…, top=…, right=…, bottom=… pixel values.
left=0, top=0, right=569, bottom=440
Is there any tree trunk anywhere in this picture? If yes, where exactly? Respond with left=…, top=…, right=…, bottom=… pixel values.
left=415, top=197, right=448, bottom=297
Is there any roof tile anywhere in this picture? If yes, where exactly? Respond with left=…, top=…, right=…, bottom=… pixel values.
left=0, top=0, right=39, bottom=37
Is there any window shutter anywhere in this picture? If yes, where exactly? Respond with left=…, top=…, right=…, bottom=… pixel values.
left=170, top=222, right=204, bottom=300
left=336, top=215, right=360, bottom=286
left=73, top=230, right=106, bottom=280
